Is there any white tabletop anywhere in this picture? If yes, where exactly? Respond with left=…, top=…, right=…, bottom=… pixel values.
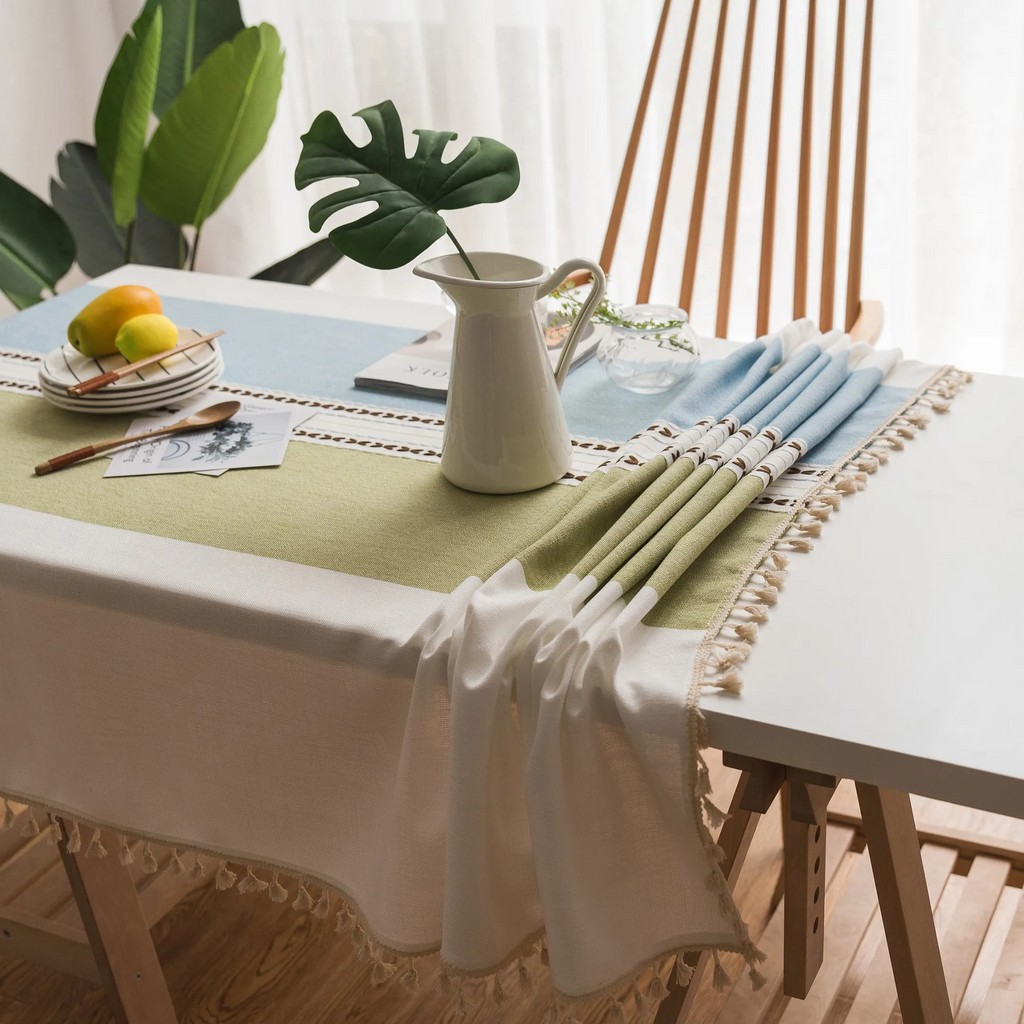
left=45, top=269, right=1024, bottom=819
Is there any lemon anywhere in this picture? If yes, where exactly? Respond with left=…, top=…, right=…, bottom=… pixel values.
left=114, top=313, right=179, bottom=362
left=67, top=285, right=162, bottom=358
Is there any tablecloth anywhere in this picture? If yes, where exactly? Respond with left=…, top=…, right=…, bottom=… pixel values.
left=0, top=275, right=965, bottom=1017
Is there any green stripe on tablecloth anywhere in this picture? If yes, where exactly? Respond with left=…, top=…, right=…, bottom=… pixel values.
left=0, top=391, right=575, bottom=593
left=0, top=390, right=786, bottom=624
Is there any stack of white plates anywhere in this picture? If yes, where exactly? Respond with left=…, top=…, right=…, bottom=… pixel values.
left=38, top=329, right=224, bottom=414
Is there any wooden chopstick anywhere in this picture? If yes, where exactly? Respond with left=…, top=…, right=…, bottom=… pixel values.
left=65, top=330, right=225, bottom=397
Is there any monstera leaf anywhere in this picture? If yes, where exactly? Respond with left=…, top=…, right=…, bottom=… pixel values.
left=294, top=100, right=520, bottom=270
left=141, top=23, right=283, bottom=230
left=252, top=238, right=343, bottom=285
left=94, top=7, right=163, bottom=226
left=0, top=169, right=75, bottom=309
left=140, top=0, right=245, bottom=117
left=51, top=143, right=186, bottom=277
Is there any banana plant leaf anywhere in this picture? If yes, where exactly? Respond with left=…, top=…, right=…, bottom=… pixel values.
left=252, top=238, right=343, bottom=285
left=140, top=0, right=245, bottom=117
left=95, top=8, right=163, bottom=227
left=294, top=100, right=520, bottom=270
left=141, top=23, right=284, bottom=230
left=50, top=143, right=186, bottom=276
left=0, top=169, right=75, bottom=309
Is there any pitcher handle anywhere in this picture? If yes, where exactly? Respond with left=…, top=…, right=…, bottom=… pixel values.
left=538, top=258, right=607, bottom=390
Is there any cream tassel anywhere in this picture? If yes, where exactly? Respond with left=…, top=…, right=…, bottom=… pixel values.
left=434, top=965, right=455, bottom=996
left=399, top=960, right=420, bottom=992
left=649, top=971, right=670, bottom=1001
left=1, top=799, right=15, bottom=832
left=749, top=963, right=768, bottom=990
left=611, top=998, right=629, bottom=1024
left=730, top=622, right=758, bottom=643
left=738, top=604, right=769, bottom=623
left=47, top=816, right=63, bottom=846
left=268, top=871, right=288, bottom=903
left=793, top=521, right=822, bottom=537
left=21, top=808, right=40, bottom=838
left=335, top=909, right=352, bottom=935
left=817, top=490, right=842, bottom=509
left=880, top=432, right=905, bottom=450
left=66, top=820, right=82, bottom=854
left=351, top=924, right=368, bottom=959
left=167, top=848, right=186, bottom=875
left=370, top=956, right=397, bottom=986
left=834, top=476, right=858, bottom=494
left=517, top=956, right=534, bottom=993
left=711, top=951, right=732, bottom=992
left=237, top=867, right=269, bottom=894
left=709, top=641, right=751, bottom=666
left=292, top=881, right=314, bottom=913
left=705, top=668, right=743, bottom=694
left=86, top=828, right=108, bottom=859
left=186, top=854, right=205, bottom=882
left=633, top=979, right=653, bottom=1014
left=492, top=970, right=509, bottom=1005
left=453, top=983, right=470, bottom=1016
left=695, top=760, right=711, bottom=798
left=769, top=550, right=790, bottom=569
left=867, top=445, right=890, bottom=464
left=142, top=841, right=159, bottom=873
left=780, top=537, right=814, bottom=552
left=676, top=955, right=695, bottom=986
left=215, top=862, right=237, bottom=890
left=312, top=888, right=330, bottom=919
left=804, top=504, right=832, bottom=520
left=760, top=568, right=787, bottom=588
left=743, top=584, right=778, bottom=605
left=118, top=834, right=135, bottom=865
left=543, top=1001, right=559, bottom=1024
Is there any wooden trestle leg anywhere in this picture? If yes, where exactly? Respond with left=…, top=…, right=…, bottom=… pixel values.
left=653, top=762, right=784, bottom=1024
left=58, top=820, right=179, bottom=1024
left=855, top=784, right=954, bottom=1024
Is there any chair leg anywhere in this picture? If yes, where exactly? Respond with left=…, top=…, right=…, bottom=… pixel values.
left=855, top=784, right=953, bottom=1024
left=58, top=821, right=179, bottom=1024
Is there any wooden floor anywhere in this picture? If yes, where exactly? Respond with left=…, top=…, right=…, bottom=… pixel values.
left=1, top=755, right=1023, bottom=1024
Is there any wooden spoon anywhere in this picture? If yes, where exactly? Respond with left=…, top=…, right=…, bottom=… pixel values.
left=35, top=400, right=242, bottom=476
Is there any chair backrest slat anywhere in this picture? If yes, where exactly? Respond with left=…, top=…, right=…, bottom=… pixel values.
left=793, top=0, right=817, bottom=319
left=844, top=0, right=873, bottom=331
left=679, top=0, right=731, bottom=312
left=716, top=0, right=759, bottom=338
left=600, top=0, right=675, bottom=276
left=819, top=0, right=847, bottom=331
left=606, top=0, right=875, bottom=337
left=637, top=0, right=704, bottom=303
left=756, top=0, right=788, bottom=337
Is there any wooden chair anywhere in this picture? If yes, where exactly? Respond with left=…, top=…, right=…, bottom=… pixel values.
left=595, top=0, right=883, bottom=344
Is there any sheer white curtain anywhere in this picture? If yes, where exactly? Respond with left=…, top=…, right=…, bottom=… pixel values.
left=2, top=0, right=1023, bottom=372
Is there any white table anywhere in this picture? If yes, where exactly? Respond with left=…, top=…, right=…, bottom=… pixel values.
left=6, top=266, right=1015, bottom=1024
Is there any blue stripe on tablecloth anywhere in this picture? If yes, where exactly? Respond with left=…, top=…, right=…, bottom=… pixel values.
left=0, top=283, right=915, bottom=448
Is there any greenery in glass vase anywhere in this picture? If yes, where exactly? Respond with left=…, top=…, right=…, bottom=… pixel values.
left=549, top=283, right=698, bottom=353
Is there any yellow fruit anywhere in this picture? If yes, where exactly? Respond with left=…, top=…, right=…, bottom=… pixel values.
left=114, top=314, right=179, bottom=362
left=67, top=285, right=162, bottom=357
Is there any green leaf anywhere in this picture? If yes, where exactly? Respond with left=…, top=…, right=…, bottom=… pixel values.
left=95, top=19, right=142, bottom=183
left=252, top=238, right=344, bottom=285
left=50, top=142, right=186, bottom=276
left=107, top=8, right=163, bottom=227
left=0, top=168, right=75, bottom=308
left=140, top=23, right=284, bottom=229
left=294, top=100, right=520, bottom=270
left=141, top=0, right=245, bottom=117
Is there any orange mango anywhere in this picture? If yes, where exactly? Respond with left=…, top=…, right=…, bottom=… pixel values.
left=67, top=285, right=162, bottom=357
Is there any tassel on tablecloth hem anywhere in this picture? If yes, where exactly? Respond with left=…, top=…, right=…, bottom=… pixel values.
left=696, top=365, right=968, bottom=701
left=0, top=366, right=968, bottom=1019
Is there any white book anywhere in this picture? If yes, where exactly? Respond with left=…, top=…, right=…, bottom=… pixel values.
left=355, top=317, right=607, bottom=400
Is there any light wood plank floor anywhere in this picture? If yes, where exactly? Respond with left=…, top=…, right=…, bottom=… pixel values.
left=2, top=754, right=1022, bottom=1024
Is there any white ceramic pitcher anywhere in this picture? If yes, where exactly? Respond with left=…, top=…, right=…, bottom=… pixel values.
left=413, top=252, right=606, bottom=494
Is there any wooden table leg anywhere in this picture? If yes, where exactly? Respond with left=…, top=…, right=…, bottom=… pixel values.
left=855, top=784, right=953, bottom=1024
left=57, top=820, right=179, bottom=1024
left=783, top=772, right=836, bottom=998
left=654, top=761, right=783, bottom=1024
